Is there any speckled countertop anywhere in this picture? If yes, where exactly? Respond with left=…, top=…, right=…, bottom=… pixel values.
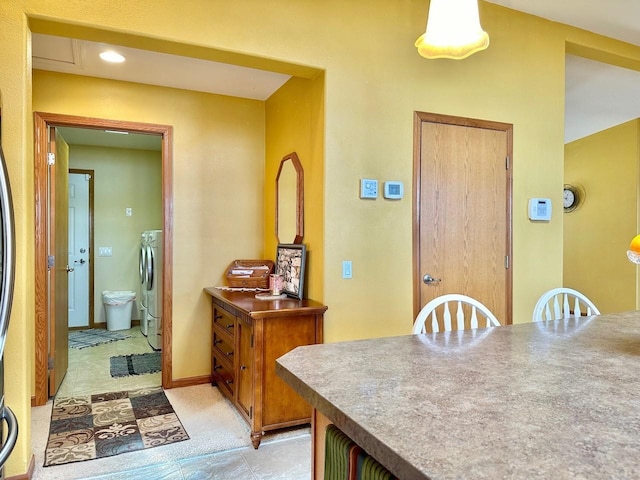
left=276, top=312, right=640, bottom=479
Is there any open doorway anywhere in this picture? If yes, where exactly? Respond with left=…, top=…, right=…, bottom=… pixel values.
left=563, top=53, right=640, bottom=313
left=33, top=112, right=174, bottom=406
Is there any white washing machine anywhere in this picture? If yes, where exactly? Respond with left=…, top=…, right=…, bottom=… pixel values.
left=145, top=230, right=163, bottom=351
left=138, top=232, right=149, bottom=337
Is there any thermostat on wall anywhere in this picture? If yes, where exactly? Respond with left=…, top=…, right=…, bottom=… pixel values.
left=360, top=178, right=378, bottom=199
left=384, top=181, right=404, bottom=200
left=528, top=198, right=552, bottom=221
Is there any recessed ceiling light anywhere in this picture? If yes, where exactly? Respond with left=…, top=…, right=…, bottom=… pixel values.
left=99, top=51, right=125, bottom=63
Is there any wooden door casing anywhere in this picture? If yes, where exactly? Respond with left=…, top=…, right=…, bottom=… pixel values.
left=413, top=112, right=513, bottom=327
left=33, top=112, right=173, bottom=406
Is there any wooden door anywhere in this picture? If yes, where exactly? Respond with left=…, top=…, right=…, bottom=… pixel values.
left=49, top=128, right=70, bottom=395
left=236, top=318, right=254, bottom=419
left=413, top=112, right=513, bottom=327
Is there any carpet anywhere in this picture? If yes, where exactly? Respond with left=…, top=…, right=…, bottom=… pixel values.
left=110, top=352, right=161, bottom=377
left=69, top=329, right=131, bottom=349
left=44, top=386, right=189, bottom=467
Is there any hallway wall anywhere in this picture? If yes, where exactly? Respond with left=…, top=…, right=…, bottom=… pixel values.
left=33, top=69, right=266, bottom=383
left=564, top=120, right=640, bottom=312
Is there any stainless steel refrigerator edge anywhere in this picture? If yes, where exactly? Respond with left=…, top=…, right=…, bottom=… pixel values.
left=0, top=146, right=18, bottom=479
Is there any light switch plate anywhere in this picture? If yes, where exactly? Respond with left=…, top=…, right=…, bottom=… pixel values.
left=342, top=260, right=353, bottom=279
left=360, top=179, right=378, bottom=199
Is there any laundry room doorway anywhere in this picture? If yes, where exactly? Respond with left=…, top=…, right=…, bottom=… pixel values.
left=34, top=112, right=174, bottom=405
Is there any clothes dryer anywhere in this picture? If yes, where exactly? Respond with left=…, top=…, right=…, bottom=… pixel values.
left=138, top=232, right=149, bottom=337
left=145, top=230, right=163, bottom=351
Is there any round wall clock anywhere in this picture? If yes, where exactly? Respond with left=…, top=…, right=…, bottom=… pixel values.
left=563, top=184, right=580, bottom=213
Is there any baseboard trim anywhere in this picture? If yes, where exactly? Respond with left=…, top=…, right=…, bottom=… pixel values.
left=168, top=374, right=212, bottom=389
left=6, top=454, right=35, bottom=480
left=30, top=395, right=36, bottom=408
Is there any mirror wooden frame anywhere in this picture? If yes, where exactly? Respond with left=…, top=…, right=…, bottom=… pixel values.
left=276, top=152, right=304, bottom=244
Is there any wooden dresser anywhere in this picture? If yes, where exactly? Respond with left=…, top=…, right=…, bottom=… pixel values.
left=203, top=287, right=327, bottom=448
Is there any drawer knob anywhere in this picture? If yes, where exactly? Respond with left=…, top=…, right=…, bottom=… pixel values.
left=226, top=380, right=233, bottom=385
left=214, top=340, right=222, bottom=345
left=226, top=351, right=234, bottom=356
left=214, top=314, right=223, bottom=320
left=226, top=324, right=234, bottom=329
left=214, top=365, right=222, bottom=370
left=240, top=365, right=246, bottom=370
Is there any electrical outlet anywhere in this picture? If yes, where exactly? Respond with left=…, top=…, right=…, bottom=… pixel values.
left=125, top=207, right=133, bottom=217
left=342, top=260, right=353, bottom=279
left=98, top=247, right=112, bottom=257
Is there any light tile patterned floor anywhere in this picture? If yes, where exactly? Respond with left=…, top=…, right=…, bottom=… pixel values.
left=54, top=327, right=311, bottom=480
left=58, top=327, right=161, bottom=398
left=81, top=436, right=311, bottom=480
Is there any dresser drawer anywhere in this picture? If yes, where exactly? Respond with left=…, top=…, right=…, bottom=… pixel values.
left=213, top=355, right=235, bottom=397
left=213, top=306, right=235, bottom=336
left=213, top=329, right=235, bottom=359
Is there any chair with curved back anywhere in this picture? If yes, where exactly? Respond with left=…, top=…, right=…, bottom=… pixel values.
left=412, top=294, right=501, bottom=334
left=532, top=287, right=600, bottom=322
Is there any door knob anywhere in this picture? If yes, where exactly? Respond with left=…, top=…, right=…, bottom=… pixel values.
left=423, top=274, right=441, bottom=285
left=79, top=248, right=86, bottom=253
left=66, top=265, right=74, bottom=273
left=74, top=258, right=86, bottom=264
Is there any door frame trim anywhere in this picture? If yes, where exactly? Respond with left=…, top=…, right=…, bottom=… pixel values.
left=412, top=111, right=513, bottom=323
left=68, top=168, right=95, bottom=329
left=34, top=112, right=174, bottom=406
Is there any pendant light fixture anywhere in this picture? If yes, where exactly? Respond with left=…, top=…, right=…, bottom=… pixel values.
left=415, top=0, right=489, bottom=60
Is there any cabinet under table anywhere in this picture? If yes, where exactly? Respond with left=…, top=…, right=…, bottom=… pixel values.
left=204, top=287, right=327, bottom=448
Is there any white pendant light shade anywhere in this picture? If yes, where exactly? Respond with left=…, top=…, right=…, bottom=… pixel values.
left=415, top=0, right=490, bottom=60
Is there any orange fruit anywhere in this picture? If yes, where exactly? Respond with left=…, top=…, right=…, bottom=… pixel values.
left=630, top=234, right=640, bottom=253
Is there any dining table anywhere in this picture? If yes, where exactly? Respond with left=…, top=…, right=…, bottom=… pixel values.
left=276, top=311, right=640, bottom=479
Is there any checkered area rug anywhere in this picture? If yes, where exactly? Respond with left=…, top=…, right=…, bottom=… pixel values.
left=68, top=329, right=131, bottom=349
left=44, top=387, right=189, bottom=467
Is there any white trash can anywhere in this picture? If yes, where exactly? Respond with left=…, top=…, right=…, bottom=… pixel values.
left=102, top=290, right=136, bottom=331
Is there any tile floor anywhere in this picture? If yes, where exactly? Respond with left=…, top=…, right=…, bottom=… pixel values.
left=43, top=326, right=311, bottom=480
left=57, top=326, right=161, bottom=397
left=78, top=435, right=311, bottom=480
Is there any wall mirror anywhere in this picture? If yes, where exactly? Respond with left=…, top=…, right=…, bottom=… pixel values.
left=276, top=152, right=304, bottom=244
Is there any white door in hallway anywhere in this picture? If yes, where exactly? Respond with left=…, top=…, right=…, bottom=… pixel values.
left=68, top=172, right=90, bottom=328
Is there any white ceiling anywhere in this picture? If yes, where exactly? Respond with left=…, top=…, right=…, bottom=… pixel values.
left=31, top=34, right=291, bottom=102
left=32, top=1, right=640, bottom=146
left=486, top=0, right=640, bottom=143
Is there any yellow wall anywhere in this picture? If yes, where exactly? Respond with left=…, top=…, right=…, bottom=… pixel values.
left=1, top=2, right=34, bottom=474
left=564, top=120, right=639, bottom=313
left=265, top=75, right=325, bottom=301
left=33, top=71, right=266, bottom=386
left=69, top=145, right=162, bottom=324
left=3, top=0, right=640, bottom=475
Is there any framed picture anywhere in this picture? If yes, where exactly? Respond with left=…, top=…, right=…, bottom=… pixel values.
left=275, top=244, right=307, bottom=299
